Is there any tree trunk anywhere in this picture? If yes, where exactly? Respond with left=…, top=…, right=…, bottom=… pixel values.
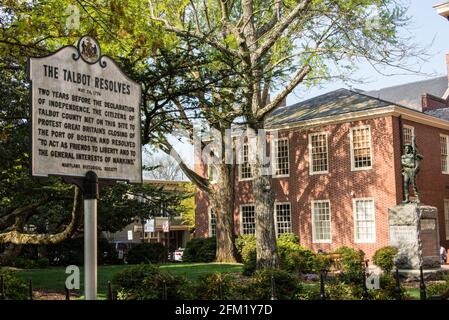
left=211, top=163, right=238, bottom=263
left=0, top=244, right=22, bottom=266
left=252, top=128, right=279, bottom=269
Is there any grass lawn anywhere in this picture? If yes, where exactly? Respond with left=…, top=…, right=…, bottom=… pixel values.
left=15, top=263, right=243, bottom=297
left=14, top=263, right=424, bottom=300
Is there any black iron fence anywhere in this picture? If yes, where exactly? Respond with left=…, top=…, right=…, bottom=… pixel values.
left=0, top=267, right=448, bottom=300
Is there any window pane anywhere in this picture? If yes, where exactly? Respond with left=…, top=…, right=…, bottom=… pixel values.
left=352, top=128, right=372, bottom=169
left=312, top=201, right=331, bottom=242
left=241, top=205, right=255, bottom=235
left=274, top=139, right=289, bottom=176
left=354, top=199, right=375, bottom=242
left=275, top=203, right=292, bottom=235
left=310, top=133, right=328, bottom=173
left=210, top=210, right=217, bottom=237
left=240, top=144, right=252, bottom=179
left=403, top=126, right=414, bottom=146
left=441, top=136, right=448, bottom=173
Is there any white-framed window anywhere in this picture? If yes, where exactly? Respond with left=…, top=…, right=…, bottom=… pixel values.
left=208, top=164, right=218, bottom=183
left=240, top=204, right=256, bottom=235
left=309, top=132, right=329, bottom=174
left=272, top=138, right=289, bottom=177
left=350, top=126, right=372, bottom=170
left=440, top=134, right=449, bottom=174
left=311, top=200, right=331, bottom=243
left=444, top=199, right=449, bottom=240
left=209, top=209, right=217, bottom=237
left=403, top=125, right=415, bottom=146
left=239, top=143, right=253, bottom=180
left=275, top=202, right=292, bottom=236
left=353, top=198, right=376, bottom=243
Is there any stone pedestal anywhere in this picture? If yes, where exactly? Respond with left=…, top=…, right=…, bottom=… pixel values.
left=388, top=203, right=440, bottom=269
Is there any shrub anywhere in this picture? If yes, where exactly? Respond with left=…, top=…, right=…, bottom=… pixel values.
left=313, top=253, right=335, bottom=273
left=277, top=233, right=300, bottom=271
left=426, top=276, right=449, bottom=298
left=295, top=283, right=321, bottom=300
left=183, top=237, right=216, bottom=263
left=195, top=273, right=246, bottom=300
left=246, top=269, right=301, bottom=300
left=334, top=246, right=365, bottom=285
left=373, top=246, right=398, bottom=274
left=14, top=258, right=36, bottom=269
left=112, top=264, right=193, bottom=300
left=368, top=274, right=410, bottom=300
left=236, top=233, right=318, bottom=275
left=288, top=247, right=317, bottom=274
left=325, top=280, right=358, bottom=300
left=47, top=237, right=119, bottom=266
left=126, top=243, right=168, bottom=264
left=35, top=258, right=50, bottom=269
left=235, top=235, right=256, bottom=275
left=0, top=268, right=28, bottom=300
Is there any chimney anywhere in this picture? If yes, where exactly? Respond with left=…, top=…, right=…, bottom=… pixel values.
left=422, top=93, right=449, bottom=112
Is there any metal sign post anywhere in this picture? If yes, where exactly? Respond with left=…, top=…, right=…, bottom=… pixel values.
left=83, top=171, right=99, bottom=300
left=29, top=36, right=143, bottom=300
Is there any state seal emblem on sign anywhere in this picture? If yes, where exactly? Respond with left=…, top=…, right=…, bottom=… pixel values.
left=78, top=36, right=100, bottom=64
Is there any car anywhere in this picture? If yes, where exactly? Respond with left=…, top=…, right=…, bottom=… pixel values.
left=174, top=248, right=184, bottom=262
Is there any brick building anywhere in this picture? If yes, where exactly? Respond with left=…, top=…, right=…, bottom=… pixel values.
left=194, top=74, right=449, bottom=260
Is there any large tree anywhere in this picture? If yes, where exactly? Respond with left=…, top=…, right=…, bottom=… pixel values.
left=0, top=1, right=190, bottom=263
left=147, top=0, right=426, bottom=268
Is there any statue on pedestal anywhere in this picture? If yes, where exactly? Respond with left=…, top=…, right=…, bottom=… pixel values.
left=401, top=137, right=423, bottom=204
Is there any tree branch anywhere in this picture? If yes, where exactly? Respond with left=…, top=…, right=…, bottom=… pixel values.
left=149, top=1, right=240, bottom=59
left=253, top=0, right=311, bottom=61
left=256, top=63, right=311, bottom=119
left=0, top=187, right=83, bottom=244
left=159, top=139, right=211, bottom=193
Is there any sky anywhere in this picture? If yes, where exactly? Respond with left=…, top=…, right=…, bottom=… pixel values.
left=291, top=0, right=449, bottom=103
left=144, top=0, right=449, bottom=176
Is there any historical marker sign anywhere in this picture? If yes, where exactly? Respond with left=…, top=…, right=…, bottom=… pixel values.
left=29, top=37, right=142, bottom=183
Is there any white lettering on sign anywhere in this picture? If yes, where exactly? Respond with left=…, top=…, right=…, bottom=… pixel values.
left=390, top=226, right=416, bottom=246
left=421, top=219, right=436, bottom=231
left=29, top=39, right=142, bottom=183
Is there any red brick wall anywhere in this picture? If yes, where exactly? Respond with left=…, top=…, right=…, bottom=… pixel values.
left=194, top=115, right=449, bottom=259
left=421, top=94, right=449, bottom=112
left=282, top=117, right=397, bottom=259
left=397, top=118, right=449, bottom=248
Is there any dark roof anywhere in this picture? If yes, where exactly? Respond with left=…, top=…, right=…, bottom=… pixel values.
left=265, top=88, right=393, bottom=127
left=364, top=76, right=448, bottom=111
left=424, top=108, right=449, bottom=121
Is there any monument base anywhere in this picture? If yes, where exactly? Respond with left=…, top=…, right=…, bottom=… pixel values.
left=388, top=203, right=440, bottom=269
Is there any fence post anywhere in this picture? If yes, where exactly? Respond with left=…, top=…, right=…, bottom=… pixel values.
left=107, top=281, right=113, bottom=300
left=419, top=266, right=427, bottom=300
left=65, top=285, right=70, bottom=300
left=270, top=274, right=277, bottom=300
left=394, top=268, right=402, bottom=300
left=162, top=280, right=167, bottom=300
left=0, top=275, right=4, bottom=300
left=28, top=279, right=33, bottom=301
left=319, top=272, right=326, bottom=300
left=361, top=263, right=369, bottom=300
left=217, top=279, right=223, bottom=300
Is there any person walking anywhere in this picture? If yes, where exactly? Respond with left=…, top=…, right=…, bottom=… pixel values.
left=440, top=246, right=447, bottom=264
